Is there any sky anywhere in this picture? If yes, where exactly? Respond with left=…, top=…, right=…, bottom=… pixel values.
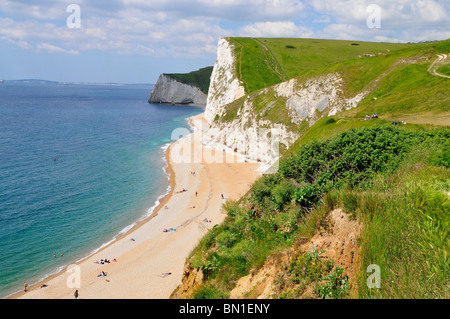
left=0, top=0, right=449, bottom=84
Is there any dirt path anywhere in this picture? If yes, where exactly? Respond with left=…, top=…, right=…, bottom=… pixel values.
left=254, top=38, right=287, bottom=82
left=428, top=53, right=450, bottom=79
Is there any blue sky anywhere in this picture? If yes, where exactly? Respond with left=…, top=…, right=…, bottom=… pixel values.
left=0, top=0, right=449, bottom=84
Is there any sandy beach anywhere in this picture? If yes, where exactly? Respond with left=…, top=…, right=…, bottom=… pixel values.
left=13, top=113, right=262, bottom=299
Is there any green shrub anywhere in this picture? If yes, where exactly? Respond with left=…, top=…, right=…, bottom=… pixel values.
left=202, top=253, right=221, bottom=278
left=315, top=267, right=350, bottom=299
left=293, top=184, right=320, bottom=207
left=193, top=285, right=227, bottom=299
left=187, top=125, right=449, bottom=299
left=324, top=117, right=336, bottom=125
left=272, top=180, right=294, bottom=210
left=289, top=246, right=325, bottom=284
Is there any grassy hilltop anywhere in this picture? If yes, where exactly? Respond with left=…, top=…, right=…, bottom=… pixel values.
left=228, top=37, right=412, bottom=93
left=173, top=38, right=449, bottom=299
left=217, top=38, right=449, bottom=128
left=165, top=66, right=213, bottom=94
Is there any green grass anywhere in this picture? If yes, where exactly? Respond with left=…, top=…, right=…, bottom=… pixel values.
left=166, top=66, right=213, bottom=94
left=228, top=38, right=287, bottom=93
left=343, top=63, right=450, bottom=123
left=437, top=64, right=450, bottom=76
left=287, top=117, right=446, bottom=158
left=217, top=38, right=450, bottom=127
left=265, top=38, right=413, bottom=80
left=180, top=37, right=450, bottom=299
left=185, top=124, right=449, bottom=299
left=336, top=156, right=450, bottom=298
left=228, top=37, right=434, bottom=94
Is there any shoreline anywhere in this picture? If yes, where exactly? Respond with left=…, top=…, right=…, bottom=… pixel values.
left=9, top=125, right=179, bottom=300
left=12, top=112, right=263, bottom=299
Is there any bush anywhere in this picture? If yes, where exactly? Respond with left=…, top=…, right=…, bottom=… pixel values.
left=289, top=246, right=325, bottom=284
left=193, top=285, right=227, bottom=299
left=188, top=125, right=449, bottom=299
left=324, top=117, right=336, bottom=125
left=272, top=180, right=294, bottom=210
left=293, top=184, right=320, bottom=207
left=315, top=267, right=350, bottom=299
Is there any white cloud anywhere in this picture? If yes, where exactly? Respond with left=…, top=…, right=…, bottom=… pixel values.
left=308, top=0, right=449, bottom=28
left=0, top=13, right=229, bottom=57
left=0, top=0, right=77, bottom=19
left=313, top=15, right=331, bottom=23
left=120, top=0, right=306, bottom=21
left=306, top=0, right=449, bottom=42
left=0, top=0, right=448, bottom=59
left=319, top=23, right=373, bottom=41
left=238, top=21, right=313, bottom=38
left=37, top=42, right=79, bottom=54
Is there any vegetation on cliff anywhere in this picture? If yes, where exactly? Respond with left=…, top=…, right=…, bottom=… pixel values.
left=165, top=66, right=213, bottom=94
left=181, top=125, right=449, bottom=299
left=216, top=38, right=449, bottom=130
left=228, top=37, right=414, bottom=94
left=173, top=37, right=449, bottom=299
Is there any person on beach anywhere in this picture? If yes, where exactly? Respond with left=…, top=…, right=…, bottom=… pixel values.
left=24, top=282, right=28, bottom=292
left=74, top=290, right=79, bottom=299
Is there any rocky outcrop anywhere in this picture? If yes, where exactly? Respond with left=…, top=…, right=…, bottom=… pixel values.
left=275, top=73, right=368, bottom=120
left=149, top=74, right=208, bottom=107
left=171, top=263, right=204, bottom=299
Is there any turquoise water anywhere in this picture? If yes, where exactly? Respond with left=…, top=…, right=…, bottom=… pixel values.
left=0, top=80, right=203, bottom=298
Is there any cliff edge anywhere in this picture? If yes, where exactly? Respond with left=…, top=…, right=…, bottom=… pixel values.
left=149, top=67, right=213, bottom=107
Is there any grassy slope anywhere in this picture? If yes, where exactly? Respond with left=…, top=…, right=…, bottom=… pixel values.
left=166, top=66, right=213, bottom=94
left=229, top=37, right=418, bottom=94
left=178, top=38, right=449, bottom=300
left=219, top=38, right=449, bottom=128
left=437, top=64, right=450, bottom=76
left=185, top=124, right=449, bottom=299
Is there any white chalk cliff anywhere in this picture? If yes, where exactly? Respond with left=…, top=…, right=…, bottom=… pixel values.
left=204, top=39, right=246, bottom=122
left=149, top=74, right=207, bottom=107
left=202, top=38, right=367, bottom=169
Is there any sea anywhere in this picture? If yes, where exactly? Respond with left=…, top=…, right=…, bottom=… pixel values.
left=0, top=80, right=203, bottom=298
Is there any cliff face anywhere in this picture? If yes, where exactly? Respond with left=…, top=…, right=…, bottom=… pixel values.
left=204, top=38, right=246, bottom=122
left=202, top=38, right=366, bottom=169
left=149, top=74, right=208, bottom=107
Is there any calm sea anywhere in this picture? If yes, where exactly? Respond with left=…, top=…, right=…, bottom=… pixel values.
left=0, top=80, right=203, bottom=298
